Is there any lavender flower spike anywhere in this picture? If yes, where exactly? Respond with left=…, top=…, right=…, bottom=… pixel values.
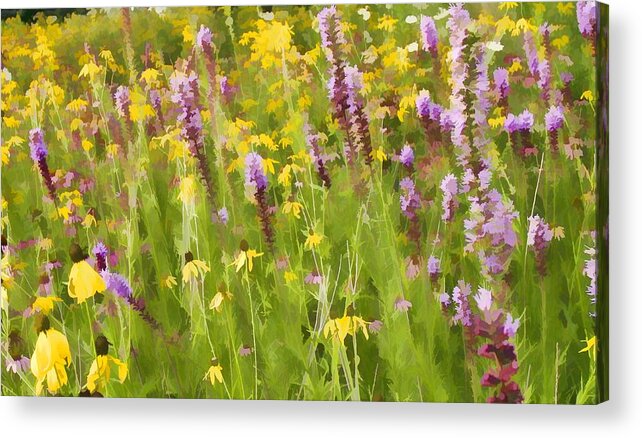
left=245, top=152, right=275, bottom=250
left=29, top=128, right=56, bottom=201
left=420, top=15, right=439, bottom=57
left=545, top=105, right=565, bottom=150
left=527, top=215, right=554, bottom=275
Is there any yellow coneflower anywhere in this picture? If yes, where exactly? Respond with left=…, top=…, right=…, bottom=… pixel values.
left=304, top=229, right=323, bottom=250
left=203, top=358, right=224, bottom=386
left=68, top=243, right=107, bottom=304
left=232, top=239, right=263, bottom=272
left=31, top=296, right=62, bottom=315
left=162, top=275, right=178, bottom=289
left=30, top=316, right=72, bottom=395
left=282, top=200, right=303, bottom=219
left=182, top=251, right=210, bottom=283
left=178, top=174, right=197, bottom=206
left=85, top=335, right=128, bottom=395
left=323, top=315, right=370, bottom=346
left=579, top=335, right=597, bottom=361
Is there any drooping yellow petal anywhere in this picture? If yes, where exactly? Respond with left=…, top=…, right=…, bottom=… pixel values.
left=68, top=260, right=106, bottom=304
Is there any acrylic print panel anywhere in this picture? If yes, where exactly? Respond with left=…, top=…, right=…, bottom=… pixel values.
left=0, top=2, right=608, bottom=403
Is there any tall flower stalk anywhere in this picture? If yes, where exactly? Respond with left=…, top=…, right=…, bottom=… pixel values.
left=29, top=128, right=56, bottom=202
left=245, top=152, right=275, bottom=251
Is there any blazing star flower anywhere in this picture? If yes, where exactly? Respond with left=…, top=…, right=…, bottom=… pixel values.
left=29, top=128, right=56, bottom=201
left=30, top=317, right=72, bottom=395
left=233, top=240, right=263, bottom=273
left=204, top=358, right=224, bottom=386
left=245, top=152, right=275, bottom=249
left=576, top=1, right=597, bottom=39
left=452, top=281, right=472, bottom=327
left=527, top=215, right=554, bottom=275
left=102, top=271, right=133, bottom=300
left=399, top=177, right=421, bottom=220
left=503, top=313, right=520, bottom=338
left=474, top=287, right=493, bottom=312
left=307, top=129, right=332, bottom=188
left=93, top=242, right=109, bottom=272
left=85, top=335, right=128, bottom=395
left=493, top=68, right=510, bottom=103
left=427, top=256, right=441, bottom=281
left=523, top=30, right=539, bottom=77
left=420, top=15, right=439, bottom=56
left=182, top=251, right=210, bottom=283
left=323, top=315, right=369, bottom=346
left=440, top=173, right=459, bottom=221
left=68, top=243, right=107, bottom=304
left=398, top=144, right=414, bottom=169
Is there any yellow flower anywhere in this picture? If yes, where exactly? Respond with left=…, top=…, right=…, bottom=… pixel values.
left=86, top=355, right=128, bottom=394
left=232, top=240, right=263, bottom=273
left=204, top=359, right=224, bottom=386
left=284, top=271, right=297, bottom=284
left=323, top=315, right=370, bottom=346
left=178, top=175, right=197, bottom=206
left=31, top=323, right=72, bottom=395
left=79, top=61, right=102, bottom=80
left=579, top=336, right=597, bottom=361
left=82, top=213, right=97, bottom=228
left=282, top=200, right=303, bottom=219
left=68, top=249, right=107, bottom=304
left=38, top=238, right=53, bottom=251
left=163, top=275, right=178, bottom=289
left=31, top=296, right=62, bottom=315
left=182, top=254, right=210, bottom=283
left=370, top=147, right=387, bottom=163
left=304, top=230, right=323, bottom=250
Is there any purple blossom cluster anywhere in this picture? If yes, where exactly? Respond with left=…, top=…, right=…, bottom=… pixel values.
left=245, top=152, right=275, bottom=250
left=464, top=189, right=518, bottom=278
left=427, top=255, right=441, bottom=282
left=399, top=177, right=422, bottom=251
left=545, top=105, right=565, bottom=150
left=440, top=173, right=459, bottom=222
left=29, top=128, right=56, bottom=201
left=397, top=144, right=414, bottom=170
left=420, top=15, right=439, bottom=57
left=527, top=215, right=554, bottom=275
left=93, top=241, right=109, bottom=272
left=505, top=110, right=536, bottom=156
left=318, top=7, right=373, bottom=167
left=493, top=68, right=510, bottom=108
left=170, top=68, right=216, bottom=204
left=306, top=128, right=332, bottom=188
left=576, top=1, right=597, bottom=40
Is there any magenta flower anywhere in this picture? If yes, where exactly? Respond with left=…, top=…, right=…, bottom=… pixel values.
left=503, top=313, right=520, bottom=338
left=452, top=281, right=472, bottom=327
left=304, top=271, right=323, bottom=285
left=306, top=128, right=332, bottom=188
left=239, top=345, right=253, bottom=357
left=196, top=24, right=213, bottom=51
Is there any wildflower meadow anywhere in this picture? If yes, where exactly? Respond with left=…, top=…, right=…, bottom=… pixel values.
left=0, top=2, right=608, bottom=403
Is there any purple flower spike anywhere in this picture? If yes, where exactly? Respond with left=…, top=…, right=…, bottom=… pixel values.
left=102, top=271, right=133, bottom=300
left=440, top=173, right=459, bottom=222
left=196, top=25, right=213, bottom=51
left=493, top=68, right=510, bottom=103
left=527, top=215, right=554, bottom=275
left=245, top=152, right=268, bottom=191
left=398, top=144, right=414, bottom=169
left=545, top=105, right=565, bottom=132
left=93, top=242, right=109, bottom=272
left=420, top=15, right=439, bottom=57
left=503, top=313, right=520, bottom=338
left=474, top=287, right=493, bottom=312
left=576, top=1, right=597, bottom=39
left=427, top=255, right=441, bottom=281
left=114, top=85, right=131, bottom=121
left=29, top=128, right=56, bottom=201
